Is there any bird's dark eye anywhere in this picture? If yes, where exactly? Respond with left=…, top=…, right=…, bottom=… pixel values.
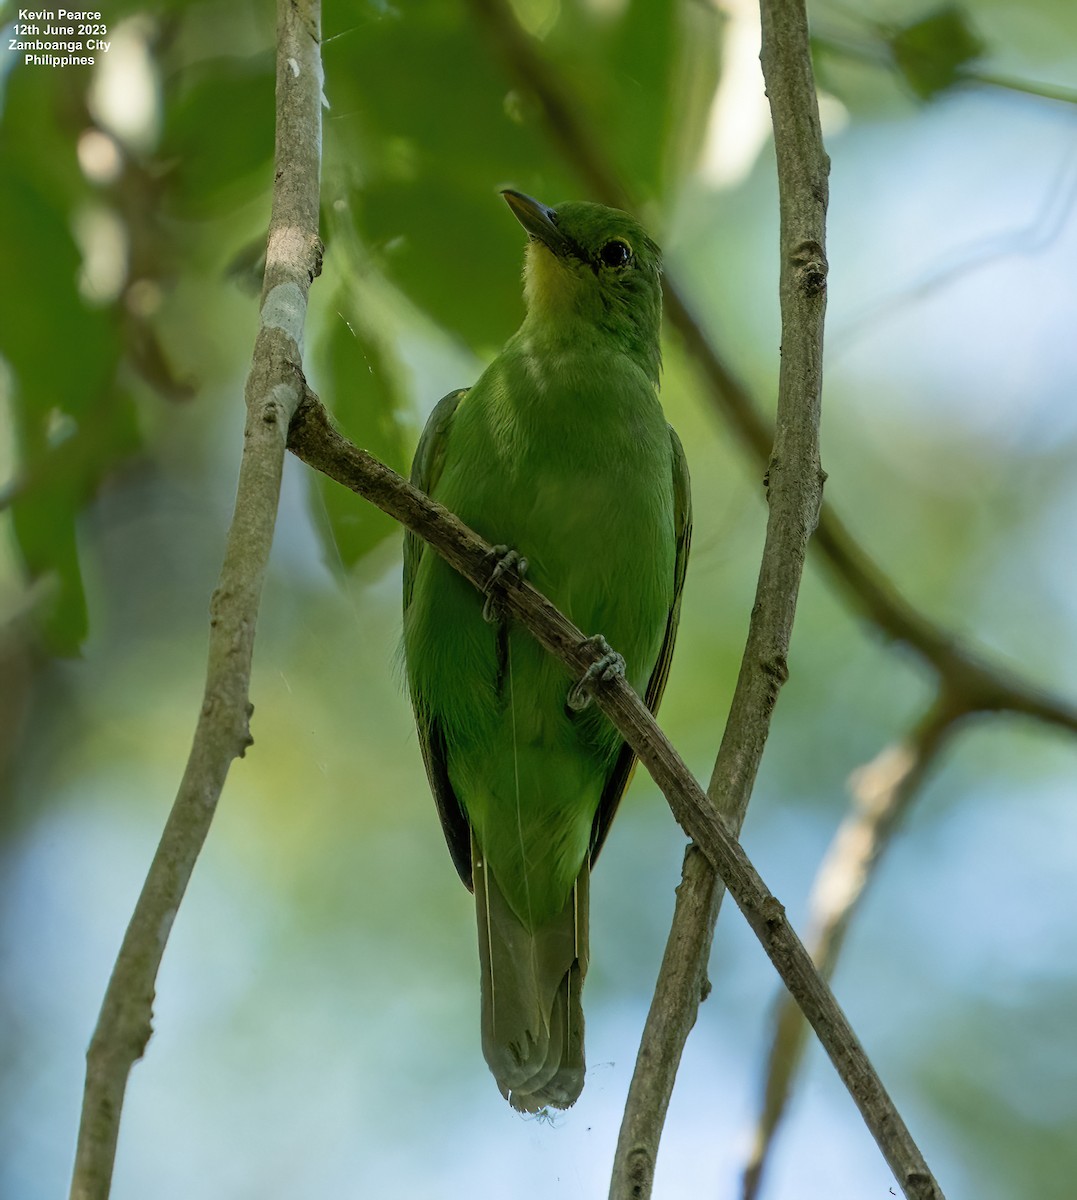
left=598, top=240, right=632, bottom=268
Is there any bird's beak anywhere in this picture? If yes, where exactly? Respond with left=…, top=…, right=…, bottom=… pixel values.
left=502, top=189, right=576, bottom=257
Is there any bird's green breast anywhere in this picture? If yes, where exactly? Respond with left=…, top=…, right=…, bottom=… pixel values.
left=447, top=342, right=673, bottom=670
left=405, top=342, right=676, bottom=925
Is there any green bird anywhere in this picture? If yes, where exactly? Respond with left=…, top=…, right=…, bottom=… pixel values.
left=402, top=191, right=691, bottom=1112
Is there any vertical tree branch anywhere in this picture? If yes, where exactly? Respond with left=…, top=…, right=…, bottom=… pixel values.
left=741, top=698, right=960, bottom=1200
left=68, top=4, right=323, bottom=1197
left=610, top=843, right=724, bottom=1197
left=609, top=0, right=829, bottom=1193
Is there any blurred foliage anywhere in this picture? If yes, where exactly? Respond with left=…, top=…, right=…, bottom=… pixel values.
left=2, top=0, right=1077, bottom=1198
left=812, top=4, right=988, bottom=104
left=887, top=5, right=986, bottom=99
left=0, top=70, right=131, bottom=651
left=159, top=52, right=276, bottom=216
left=320, top=0, right=720, bottom=351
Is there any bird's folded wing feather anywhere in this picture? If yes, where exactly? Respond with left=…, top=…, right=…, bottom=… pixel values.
left=403, top=388, right=475, bottom=888
left=589, top=423, right=692, bottom=861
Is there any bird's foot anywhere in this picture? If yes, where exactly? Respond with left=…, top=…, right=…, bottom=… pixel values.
left=482, top=545, right=528, bottom=624
left=567, top=635, right=626, bottom=711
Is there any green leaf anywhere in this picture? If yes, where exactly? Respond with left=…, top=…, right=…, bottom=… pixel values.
left=0, top=177, right=116, bottom=413
left=10, top=480, right=89, bottom=655
left=0, top=175, right=131, bottom=655
left=888, top=6, right=985, bottom=101
left=321, top=0, right=712, bottom=349
left=310, top=289, right=411, bottom=571
left=5, top=388, right=141, bottom=655
left=160, top=53, right=276, bottom=217
left=540, top=0, right=712, bottom=203
left=355, top=177, right=532, bottom=352
left=323, top=1, right=569, bottom=351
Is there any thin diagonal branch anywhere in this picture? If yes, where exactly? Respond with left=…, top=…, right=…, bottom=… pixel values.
left=68, top=5, right=323, bottom=1198
left=286, top=394, right=944, bottom=1200
left=742, top=697, right=961, bottom=1200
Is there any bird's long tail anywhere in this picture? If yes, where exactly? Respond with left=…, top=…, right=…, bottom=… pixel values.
left=472, top=833, right=589, bottom=1112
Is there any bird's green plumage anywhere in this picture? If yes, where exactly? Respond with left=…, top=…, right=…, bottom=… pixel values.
left=403, top=193, right=691, bottom=1111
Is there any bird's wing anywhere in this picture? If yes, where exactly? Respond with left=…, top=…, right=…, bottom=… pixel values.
left=403, top=388, right=468, bottom=608
left=589, top=424, right=692, bottom=862
left=403, top=388, right=475, bottom=888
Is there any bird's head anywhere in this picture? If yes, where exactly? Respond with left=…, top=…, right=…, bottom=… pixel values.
left=503, top=190, right=663, bottom=384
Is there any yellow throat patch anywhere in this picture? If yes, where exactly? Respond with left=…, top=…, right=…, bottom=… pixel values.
left=523, top=242, right=577, bottom=314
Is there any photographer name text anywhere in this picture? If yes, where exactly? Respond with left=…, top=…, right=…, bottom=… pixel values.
left=8, top=11, right=110, bottom=67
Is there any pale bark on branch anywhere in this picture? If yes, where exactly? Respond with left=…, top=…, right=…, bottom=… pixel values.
left=68, top=4, right=323, bottom=1197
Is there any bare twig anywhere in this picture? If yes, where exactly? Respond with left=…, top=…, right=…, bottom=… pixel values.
left=68, top=5, right=323, bottom=1197
left=287, top=394, right=943, bottom=1200
left=742, top=697, right=961, bottom=1200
